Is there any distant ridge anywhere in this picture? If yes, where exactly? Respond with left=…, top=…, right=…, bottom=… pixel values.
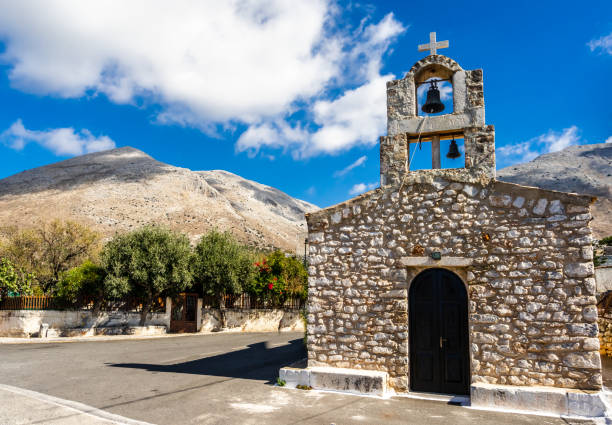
left=0, top=147, right=318, bottom=251
left=497, top=143, right=612, bottom=239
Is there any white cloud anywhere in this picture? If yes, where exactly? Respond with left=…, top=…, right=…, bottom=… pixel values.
left=237, top=13, right=405, bottom=158
left=0, top=119, right=115, bottom=156
left=349, top=181, right=377, bottom=196
left=497, top=126, right=581, bottom=167
left=606, top=136, right=612, bottom=144
left=0, top=1, right=338, bottom=125
left=334, top=155, right=367, bottom=177
left=0, top=1, right=406, bottom=158
left=588, top=33, right=612, bottom=55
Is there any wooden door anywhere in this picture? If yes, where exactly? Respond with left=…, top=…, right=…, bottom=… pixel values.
left=170, top=293, right=198, bottom=333
left=409, top=268, right=469, bottom=395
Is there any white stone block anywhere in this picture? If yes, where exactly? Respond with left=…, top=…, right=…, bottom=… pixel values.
left=470, top=383, right=610, bottom=418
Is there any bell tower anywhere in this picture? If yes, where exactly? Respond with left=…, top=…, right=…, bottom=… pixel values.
left=380, top=32, right=495, bottom=187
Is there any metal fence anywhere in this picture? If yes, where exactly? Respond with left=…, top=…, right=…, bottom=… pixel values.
left=202, top=293, right=306, bottom=310
left=0, top=294, right=304, bottom=311
left=0, top=295, right=166, bottom=312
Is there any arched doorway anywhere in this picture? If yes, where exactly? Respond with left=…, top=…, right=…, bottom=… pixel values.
left=409, top=268, right=469, bottom=395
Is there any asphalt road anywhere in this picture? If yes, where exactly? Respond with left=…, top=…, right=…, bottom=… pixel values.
left=0, top=332, right=586, bottom=425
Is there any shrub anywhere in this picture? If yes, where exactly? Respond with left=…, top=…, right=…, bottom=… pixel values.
left=246, top=250, right=308, bottom=305
left=56, top=260, right=106, bottom=312
left=0, top=258, right=34, bottom=301
left=101, top=226, right=193, bottom=325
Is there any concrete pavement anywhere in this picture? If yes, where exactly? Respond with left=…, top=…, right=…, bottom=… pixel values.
left=0, top=332, right=595, bottom=424
left=0, top=384, right=152, bottom=425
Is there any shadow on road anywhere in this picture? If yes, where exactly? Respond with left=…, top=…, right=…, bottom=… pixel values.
left=108, top=338, right=305, bottom=384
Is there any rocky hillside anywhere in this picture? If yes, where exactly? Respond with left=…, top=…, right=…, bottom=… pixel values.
left=0, top=147, right=317, bottom=251
left=497, top=142, right=612, bottom=239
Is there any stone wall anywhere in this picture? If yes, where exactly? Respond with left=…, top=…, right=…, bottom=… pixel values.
left=380, top=126, right=496, bottom=187
left=200, top=308, right=304, bottom=333
left=386, top=55, right=485, bottom=136
left=0, top=309, right=170, bottom=337
left=306, top=175, right=600, bottom=392
left=598, top=316, right=612, bottom=358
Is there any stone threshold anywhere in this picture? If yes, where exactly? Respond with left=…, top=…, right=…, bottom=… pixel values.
left=279, top=366, right=611, bottom=419
left=394, top=391, right=469, bottom=406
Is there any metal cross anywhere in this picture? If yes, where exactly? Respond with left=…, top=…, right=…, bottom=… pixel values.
left=418, top=32, right=449, bottom=55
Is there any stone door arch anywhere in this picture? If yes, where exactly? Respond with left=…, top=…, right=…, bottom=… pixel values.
left=409, top=268, right=469, bottom=395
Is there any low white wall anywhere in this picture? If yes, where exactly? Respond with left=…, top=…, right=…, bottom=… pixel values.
left=201, top=309, right=304, bottom=333
left=0, top=310, right=170, bottom=337
left=596, top=266, right=612, bottom=293
left=1, top=304, right=304, bottom=337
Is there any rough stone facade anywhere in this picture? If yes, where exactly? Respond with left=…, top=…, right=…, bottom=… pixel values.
left=305, top=54, right=601, bottom=393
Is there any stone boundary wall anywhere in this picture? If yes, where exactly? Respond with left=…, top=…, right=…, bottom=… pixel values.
left=306, top=176, right=600, bottom=392
left=1, top=307, right=305, bottom=337
left=598, top=316, right=612, bottom=358
left=200, top=308, right=304, bottom=333
left=0, top=309, right=170, bottom=337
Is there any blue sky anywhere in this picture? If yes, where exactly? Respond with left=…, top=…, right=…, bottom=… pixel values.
left=0, top=0, right=610, bottom=208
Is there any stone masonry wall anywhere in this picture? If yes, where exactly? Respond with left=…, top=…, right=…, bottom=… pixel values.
left=598, top=316, right=612, bottom=358
left=306, top=176, right=600, bottom=392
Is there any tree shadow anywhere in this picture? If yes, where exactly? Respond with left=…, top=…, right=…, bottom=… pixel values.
left=108, top=338, right=305, bottom=384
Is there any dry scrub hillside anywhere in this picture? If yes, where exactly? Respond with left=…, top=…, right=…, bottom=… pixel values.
left=497, top=142, right=612, bottom=239
left=0, top=147, right=318, bottom=251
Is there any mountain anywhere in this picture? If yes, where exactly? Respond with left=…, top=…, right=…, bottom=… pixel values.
left=0, top=147, right=318, bottom=252
left=497, top=143, right=612, bottom=239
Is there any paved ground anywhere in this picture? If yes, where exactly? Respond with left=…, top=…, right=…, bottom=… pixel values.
left=0, top=332, right=592, bottom=425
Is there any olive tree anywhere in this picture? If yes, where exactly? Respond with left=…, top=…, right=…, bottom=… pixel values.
left=101, top=226, right=193, bottom=326
left=192, top=230, right=254, bottom=327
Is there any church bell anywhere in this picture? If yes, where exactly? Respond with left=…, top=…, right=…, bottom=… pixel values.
left=446, top=139, right=461, bottom=159
left=421, top=80, right=445, bottom=114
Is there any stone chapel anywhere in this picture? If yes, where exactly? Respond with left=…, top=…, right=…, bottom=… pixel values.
left=282, top=33, right=606, bottom=417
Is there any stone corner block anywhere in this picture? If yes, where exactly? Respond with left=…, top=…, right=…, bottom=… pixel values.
left=279, top=366, right=388, bottom=396
left=470, top=383, right=609, bottom=418
left=279, top=367, right=311, bottom=389
left=310, top=367, right=388, bottom=396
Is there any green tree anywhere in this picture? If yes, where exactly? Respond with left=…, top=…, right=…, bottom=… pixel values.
left=192, top=230, right=254, bottom=326
left=0, top=258, right=34, bottom=301
left=101, top=226, right=193, bottom=326
left=56, top=261, right=106, bottom=314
